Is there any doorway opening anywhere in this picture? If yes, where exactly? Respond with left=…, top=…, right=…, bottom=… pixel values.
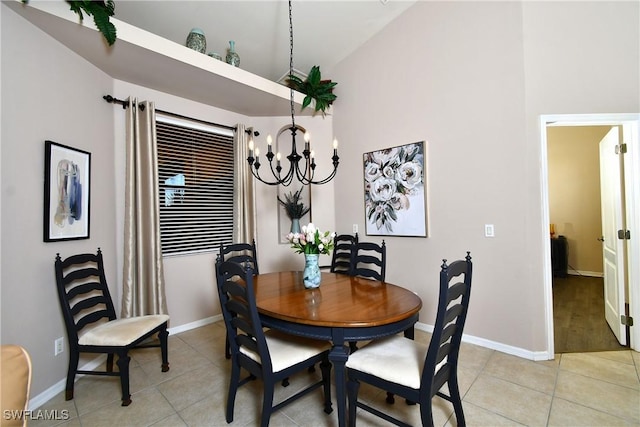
left=540, top=113, right=640, bottom=355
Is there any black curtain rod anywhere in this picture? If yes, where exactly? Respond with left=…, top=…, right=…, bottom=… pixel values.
left=102, top=95, right=258, bottom=136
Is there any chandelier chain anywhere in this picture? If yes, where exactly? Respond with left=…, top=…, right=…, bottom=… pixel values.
left=245, top=0, right=339, bottom=186
left=288, top=0, right=296, bottom=130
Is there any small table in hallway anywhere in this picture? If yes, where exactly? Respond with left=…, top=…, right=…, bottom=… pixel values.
left=253, top=271, right=423, bottom=427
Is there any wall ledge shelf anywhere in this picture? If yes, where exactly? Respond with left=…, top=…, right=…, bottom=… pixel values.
left=7, top=0, right=310, bottom=117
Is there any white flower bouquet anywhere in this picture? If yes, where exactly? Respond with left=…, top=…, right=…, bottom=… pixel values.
left=286, top=223, right=336, bottom=255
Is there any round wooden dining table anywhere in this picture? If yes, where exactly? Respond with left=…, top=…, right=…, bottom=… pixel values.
left=253, top=271, right=423, bottom=427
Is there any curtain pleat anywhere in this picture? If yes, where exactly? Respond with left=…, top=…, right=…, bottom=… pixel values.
left=233, top=124, right=257, bottom=244
left=121, top=98, right=168, bottom=317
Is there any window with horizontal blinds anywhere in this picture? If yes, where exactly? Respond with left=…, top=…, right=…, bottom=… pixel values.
left=156, top=115, right=234, bottom=256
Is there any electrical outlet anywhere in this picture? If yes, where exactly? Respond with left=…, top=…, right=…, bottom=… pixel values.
left=55, top=337, right=64, bottom=356
left=353, top=224, right=358, bottom=233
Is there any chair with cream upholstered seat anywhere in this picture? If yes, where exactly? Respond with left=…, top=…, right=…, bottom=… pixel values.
left=54, top=249, right=169, bottom=406
left=215, top=260, right=333, bottom=427
left=346, top=252, right=472, bottom=427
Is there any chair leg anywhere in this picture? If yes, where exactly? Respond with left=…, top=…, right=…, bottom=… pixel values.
left=226, top=362, right=240, bottom=423
left=116, top=351, right=132, bottom=406
left=449, top=376, right=466, bottom=426
left=260, top=380, right=275, bottom=427
left=65, top=349, right=79, bottom=401
left=420, top=398, right=436, bottom=427
left=320, top=358, right=333, bottom=414
left=159, top=326, right=170, bottom=372
left=225, top=336, right=231, bottom=359
left=346, top=377, right=360, bottom=427
left=106, top=353, right=114, bottom=372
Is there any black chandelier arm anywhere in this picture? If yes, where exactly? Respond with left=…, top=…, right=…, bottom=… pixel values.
left=244, top=0, right=339, bottom=187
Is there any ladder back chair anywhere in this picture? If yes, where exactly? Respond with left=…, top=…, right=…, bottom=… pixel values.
left=349, top=240, right=386, bottom=282
left=346, top=252, right=473, bottom=427
left=215, top=260, right=333, bottom=427
left=54, top=249, right=169, bottom=406
left=218, top=239, right=259, bottom=358
left=328, top=233, right=358, bottom=274
left=218, top=239, right=259, bottom=274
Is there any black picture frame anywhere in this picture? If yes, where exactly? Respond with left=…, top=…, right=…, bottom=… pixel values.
left=44, top=140, right=91, bottom=242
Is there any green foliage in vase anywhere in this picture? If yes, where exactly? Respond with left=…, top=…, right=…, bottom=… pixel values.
left=23, top=0, right=117, bottom=46
left=277, top=188, right=310, bottom=220
left=287, top=66, right=337, bottom=117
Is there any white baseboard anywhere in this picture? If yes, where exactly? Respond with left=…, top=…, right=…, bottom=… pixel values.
left=414, top=321, right=552, bottom=361
left=568, top=270, right=603, bottom=278
left=168, top=315, right=220, bottom=335
left=29, top=354, right=107, bottom=410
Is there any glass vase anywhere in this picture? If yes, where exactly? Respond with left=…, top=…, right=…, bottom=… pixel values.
left=226, top=40, right=240, bottom=67
left=303, top=254, right=321, bottom=289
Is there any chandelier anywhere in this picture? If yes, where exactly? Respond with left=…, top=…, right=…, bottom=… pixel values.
left=246, top=0, right=339, bottom=186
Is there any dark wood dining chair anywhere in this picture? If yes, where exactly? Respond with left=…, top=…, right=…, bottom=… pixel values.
left=328, top=233, right=358, bottom=274
left=349, top=240, right=386, bottom=281
left=218, top=239, right=259, bottom=274
left=346, top=252, right=473, bottom=427
left=218, top=239, right=259, bottom=359
left=215, top=260, right=333, bottom=427
left=54, top=249, right=170, bottom=406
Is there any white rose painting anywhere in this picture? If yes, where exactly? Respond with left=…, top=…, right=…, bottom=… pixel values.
left=363, top=141, right=427, bottom=237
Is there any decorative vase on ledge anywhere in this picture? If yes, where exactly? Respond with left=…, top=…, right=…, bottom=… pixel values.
left=186, top=28, right=206, bottom=53
left=226, top=40, right=240, bottom=67
left=290, top=218, right=301, bottom=234
left=303, top=254, right=321, bottom=289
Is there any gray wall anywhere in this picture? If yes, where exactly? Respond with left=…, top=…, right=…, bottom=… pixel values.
left=331, top=0, right=639, bottom=351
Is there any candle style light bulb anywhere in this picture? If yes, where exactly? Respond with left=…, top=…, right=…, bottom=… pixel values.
left=276, top=152, right=281, bottom=167
left=333, top=138, right=338, bottom=149
left=267, top=135, right=273, bottom=153
left=249, top=139, right=254, bottom=150
left=255, top=147, right=260, bottom=163
left=310, top=150, right=316, bottom=166
left=304, top=131, right=310, bottom=152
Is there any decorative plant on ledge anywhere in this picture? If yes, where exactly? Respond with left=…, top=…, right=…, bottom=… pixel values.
left=22, top=0, right=117, bottom=46
left=287, top=66, right=337, bottom=117
left=278, top=188, right=311, bottom=221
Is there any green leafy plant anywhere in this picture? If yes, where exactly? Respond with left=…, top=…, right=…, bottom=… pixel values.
left=287, top=66, right=337, bottom=116
left=278, top=188, right=311, bottom=220
left=23, top=0, right=117, bottom=46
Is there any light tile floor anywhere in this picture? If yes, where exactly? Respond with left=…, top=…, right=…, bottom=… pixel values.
left=30, top=322, right=640, bottom=426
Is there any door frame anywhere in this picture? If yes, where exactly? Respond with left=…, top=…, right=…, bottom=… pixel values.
left=540, top=113, right=640, bottom=354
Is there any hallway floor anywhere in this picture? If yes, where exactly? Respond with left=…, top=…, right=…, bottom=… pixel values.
left=553, top=275, right=627, bottom=353
left=31, top=322, right=640, bottom=426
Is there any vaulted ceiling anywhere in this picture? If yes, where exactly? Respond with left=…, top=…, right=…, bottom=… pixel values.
left=114, top=1, right=417, bottom=82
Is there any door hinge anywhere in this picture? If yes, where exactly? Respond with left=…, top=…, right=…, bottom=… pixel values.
left=615, top=143, right=628, bottom=154
left=621, top=315, right=634, bottom=327
left=617, top=229, right=631, bottom=240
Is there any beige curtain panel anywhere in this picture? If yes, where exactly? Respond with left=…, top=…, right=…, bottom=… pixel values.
left=233, top=124, right=257, bottom=244
left=122, top=98, right=168, bottom=317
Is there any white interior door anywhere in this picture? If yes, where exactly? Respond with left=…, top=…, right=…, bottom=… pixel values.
left=599, top=127, right=627, bottom=345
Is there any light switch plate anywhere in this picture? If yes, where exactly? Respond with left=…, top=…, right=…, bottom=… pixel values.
left=484, top=224, right=495, bottom=237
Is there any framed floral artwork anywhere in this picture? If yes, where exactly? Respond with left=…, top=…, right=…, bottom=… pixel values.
left=363, top=141, right=428, bottom=237
left=44, top=140, right=91, bottom=241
